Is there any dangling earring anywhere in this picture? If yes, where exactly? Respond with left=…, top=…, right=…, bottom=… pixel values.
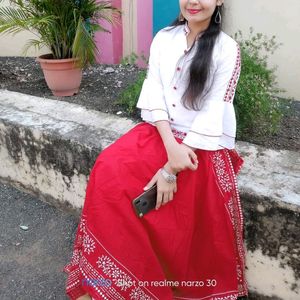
left=215, top=6, right=222, bottom=24
left=178, top=12, right=185, bottom=22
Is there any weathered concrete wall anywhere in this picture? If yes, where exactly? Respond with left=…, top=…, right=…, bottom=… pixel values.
left=0, top=89, right=299, bottom=299
left=237, top=142, right=300, bottom=207
left=242, top=193, right=299, bottom=299
left=0, top=89, right=136, bottom=212
left=236, top=143, right=300, bottom=299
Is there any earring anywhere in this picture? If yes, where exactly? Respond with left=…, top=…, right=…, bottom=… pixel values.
left=178, top=12, right=185, bottom=22
left=215, top=6, right=222, bottom=24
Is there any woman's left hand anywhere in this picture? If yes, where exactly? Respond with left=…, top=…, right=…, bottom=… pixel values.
left=143, top=164, right=177, bottom=210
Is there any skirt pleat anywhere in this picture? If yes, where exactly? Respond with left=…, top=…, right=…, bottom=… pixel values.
left=63, top=122, right=248, bottom=300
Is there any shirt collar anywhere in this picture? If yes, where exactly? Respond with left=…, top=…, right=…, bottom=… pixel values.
left=183, top=22, right=190, bottom=36
left=183, top=22, right=205, bottom=41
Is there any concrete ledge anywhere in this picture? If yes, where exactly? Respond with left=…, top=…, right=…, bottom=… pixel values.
left=0, top=89, right=136, bottom=212
left=0, top=89, right=299, bottom=299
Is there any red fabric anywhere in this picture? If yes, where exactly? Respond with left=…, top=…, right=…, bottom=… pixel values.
left=63, top=122, right=248, bottom=300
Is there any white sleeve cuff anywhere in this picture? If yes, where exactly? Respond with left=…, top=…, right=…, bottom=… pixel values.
left=136, top=78, right=168, bottom=110
left=182, top=131, right=222, bottom=150
left=140, top=109, right=169, bottom=123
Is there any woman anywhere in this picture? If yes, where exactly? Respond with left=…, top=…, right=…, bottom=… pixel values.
left=64, top=0, right=249, bottom=299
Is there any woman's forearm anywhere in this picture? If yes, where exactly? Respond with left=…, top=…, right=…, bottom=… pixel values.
left=155, top=121, right=197, bottom=152
left=155, top=120, right=178, bottom=153
left=155, top=121, right=198, bottom=174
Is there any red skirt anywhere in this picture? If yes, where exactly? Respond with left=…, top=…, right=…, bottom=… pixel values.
left=63, top=122, right=248, bottom=300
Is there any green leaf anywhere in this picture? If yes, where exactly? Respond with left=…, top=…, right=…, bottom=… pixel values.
left=0, top=0, right=121, bottom=64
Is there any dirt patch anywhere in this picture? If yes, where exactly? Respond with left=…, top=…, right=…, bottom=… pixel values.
left=0, top=56, right=299, bottom=152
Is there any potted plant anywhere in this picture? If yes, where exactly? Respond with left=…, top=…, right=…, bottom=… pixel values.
left=0, top=0, right=120, bottom=96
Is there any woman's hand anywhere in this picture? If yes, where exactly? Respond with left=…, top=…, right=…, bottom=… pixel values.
left=166, top=142, right=199, bottom=173
left=153, top=121, right=198, bottom=173
left=144, top=167, right=177, bottom=210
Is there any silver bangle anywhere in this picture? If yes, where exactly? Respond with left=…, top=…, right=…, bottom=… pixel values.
left=160, top=167, right=177, bottom=183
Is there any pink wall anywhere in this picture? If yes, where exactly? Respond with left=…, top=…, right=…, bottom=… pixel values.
left=95, top=0, right=123, bottom=64
left=137, top=0, right=153, bottom=67
left=95, top=0, right=153, bottom=66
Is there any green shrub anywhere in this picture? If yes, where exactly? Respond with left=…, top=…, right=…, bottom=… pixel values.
left=120, top=52, right=148, bottom=66
left=115, top=69, right=147, bottom=113
left=234, top=27, right=287, bottom=139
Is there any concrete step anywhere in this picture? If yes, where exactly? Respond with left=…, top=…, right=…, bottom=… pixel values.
left=0, top=89, right=299, bottom=299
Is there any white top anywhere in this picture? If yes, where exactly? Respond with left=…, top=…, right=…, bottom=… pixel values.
left=136, top=23, right=241, bottom=150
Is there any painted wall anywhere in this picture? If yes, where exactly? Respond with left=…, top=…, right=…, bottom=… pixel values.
left=122, top=0, right=137, bottom=58
left=153, top=0, right=179, bottom=35
left=224, top=0, right=300, bottom=100
left=95, top=0, right=123, bottom=64
left=0, top=0, right=49, bottom=56
left=136, top=0, right=152, bottom=66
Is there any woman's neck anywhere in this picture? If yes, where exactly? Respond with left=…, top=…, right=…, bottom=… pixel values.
left=187, top=20, right=210, bottom=35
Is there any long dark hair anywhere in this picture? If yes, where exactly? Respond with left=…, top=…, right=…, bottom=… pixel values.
left=169, top=5, right=224, bottom=110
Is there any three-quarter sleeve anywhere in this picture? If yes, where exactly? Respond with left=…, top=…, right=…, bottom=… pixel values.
left=136, top=31, right=169, bottom=122
left=182, top=41, right=241, bottom=150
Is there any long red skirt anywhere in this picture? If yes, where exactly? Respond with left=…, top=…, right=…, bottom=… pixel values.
left=63, top=122, right=248, bottom=300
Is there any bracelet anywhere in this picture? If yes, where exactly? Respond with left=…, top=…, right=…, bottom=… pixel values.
left=160, top=167, right=177, bottom=183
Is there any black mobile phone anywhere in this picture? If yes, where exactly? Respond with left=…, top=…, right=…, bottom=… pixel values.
left=132, top=184, right=157, bottom=217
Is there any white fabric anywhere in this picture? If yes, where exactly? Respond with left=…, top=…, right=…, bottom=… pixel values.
left=136, top=23, right=241, bottom=150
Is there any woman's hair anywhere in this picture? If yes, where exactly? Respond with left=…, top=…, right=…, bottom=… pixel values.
left=169, top=5, right=224, bottom=110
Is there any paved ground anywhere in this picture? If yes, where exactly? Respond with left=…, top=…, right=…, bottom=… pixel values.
left=0, top=180, right=280, bottom=300
left=0, top=180, right=78, bottom=300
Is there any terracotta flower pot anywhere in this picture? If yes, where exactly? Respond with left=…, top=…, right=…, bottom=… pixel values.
left=37, top=54, right=83, bottom=97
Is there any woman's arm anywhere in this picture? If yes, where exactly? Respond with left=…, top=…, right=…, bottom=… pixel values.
left=182, top=41, right=241, bottom=150
left=139, top=30, right=198, bottom=209
left=155, top=120, right=198, bottom=174
left=155, top=120, right=197, bottom=152
left=136, top=31, right=169, bottom=122
left=144, top=120, right=198, bottom=210
left=135, top=30, right=198, bottom=173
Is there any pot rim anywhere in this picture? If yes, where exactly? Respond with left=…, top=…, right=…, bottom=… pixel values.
left=36, top=53, right=80, bottom=64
